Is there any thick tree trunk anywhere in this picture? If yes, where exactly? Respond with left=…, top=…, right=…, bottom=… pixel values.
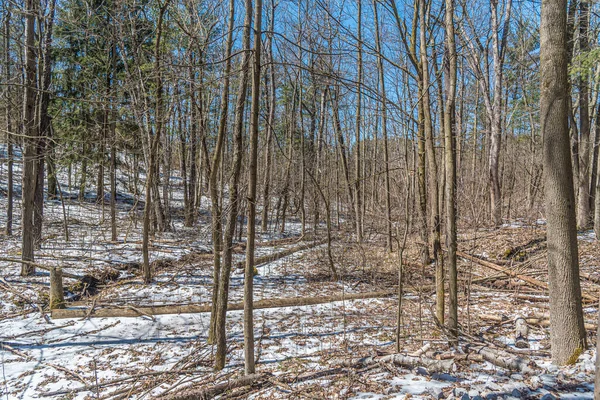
left=540, top=0, right=587, bottom=365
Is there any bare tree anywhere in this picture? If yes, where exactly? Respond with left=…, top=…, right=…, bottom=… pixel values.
left=244, top=0, right=262, bottom=375
left=445, top=0, right=458, bottom=345
left=3, top=8, right=13, bottom=236
left=576, top=0, right=591, bottom=229
left=354, top=0, right=363, bottom=243
left=21, top=0, right=38, bottom=275
left=211, top=0, right=236, bottom=369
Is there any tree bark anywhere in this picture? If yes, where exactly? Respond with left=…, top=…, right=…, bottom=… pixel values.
left=444, top=0, right=458, bottom=345
left=142, top=0, right=169, bottom=283
left=540, top=0, right=587, bottom=365
left=354, top=0, right=363, bottom=243
left=419, top=0, right=443, bottom=324
left=211, top=0, right=236, bottom=370
left=260, top=0, right=276, bottom=233
left=244, top=0, right=262, bottom=375
left=576, top=0, right=591, bottom=229
left=21, top=0, right=38, bottom=275
left=49, top=267, right=65, bottom=310
left=373, top=0, right=392, bottom=253
left=3, top=9, right=13, bottom=236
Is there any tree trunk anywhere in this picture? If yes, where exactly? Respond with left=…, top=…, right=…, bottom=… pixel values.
left=33, top=0, right=56, bottom=249
left=373, top=0, right=392, bottom=253
left=49, top=267, right=65, bottom=310
left=595, top=100, right=600, bottom=239
left=21, top=0, right=38, bottom=275
left=489, top=0, right=512, bottom=227
left=209, top=0, right=237, bottom=370
left=142, top=1, right=169, bottom=283
left=354, top=0, right=363, bottom=243
left=419, top=0, right=443, bottom=323
left=540, top=0, right=587, bottom=365
left=261, top=1, right=276, bottom=233
left=244, top=0, right=262, bottom=374
left=4, top=10, right=13, bottom=236
left=576, top=0, right=591, bottom=229
left=444, top=0, right=458, bottom=345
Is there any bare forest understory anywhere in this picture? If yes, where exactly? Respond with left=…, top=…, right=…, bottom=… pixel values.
left=0, top=164, right=598, bottom=400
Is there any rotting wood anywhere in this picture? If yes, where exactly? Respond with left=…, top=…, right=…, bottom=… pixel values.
left=464, top=344, right=535, bottom=374
left=456, top=251, right=598, bottom=302
left=235, top=239, right=328, bottom=270
left=49, top=267, right=65, bottom=309
left=51, top=290, right=394, bottom=319
left=335, top=353, right=455, bottom=374
left=514, top=316, right=529, bottom=349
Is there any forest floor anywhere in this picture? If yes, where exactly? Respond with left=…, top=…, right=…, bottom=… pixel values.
left=0, top=167, right=599, bottom=399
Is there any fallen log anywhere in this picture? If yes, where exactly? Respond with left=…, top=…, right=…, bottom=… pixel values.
left=525, top=317, right=596, bottom=331
left=335, top=353, right=455, bottom=374
left=51, top=290, right=394, bottom=319
left=464, top=344, right=535, bottom=374
left=514, top=293, right=549, bottom=302
left=256, top=234, right=305, bottom=247
left=456, top=251, right=597, bottom=302
left=235, top=239, right=328, bottom=270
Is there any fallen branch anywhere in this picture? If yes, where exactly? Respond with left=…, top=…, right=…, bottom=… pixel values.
left=580, top=272, right=600, bottom=285
left=235, top=239, right=328, bottom=270
left=42, top=369, right=207, bottom=397
left=159, top=374, right=266, bottom=400
left=0, top=257, right=81, bottom=280
left=1, top=321, right=75, bottom=340
left=51, top=290, right=394, bottom=319
left=457, top=251, right=597, bottom=302
left=0, top=278, right=51, bottom=323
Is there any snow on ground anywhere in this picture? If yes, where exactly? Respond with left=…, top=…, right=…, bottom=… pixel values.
left=0, top=160, right=598, bottom=399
